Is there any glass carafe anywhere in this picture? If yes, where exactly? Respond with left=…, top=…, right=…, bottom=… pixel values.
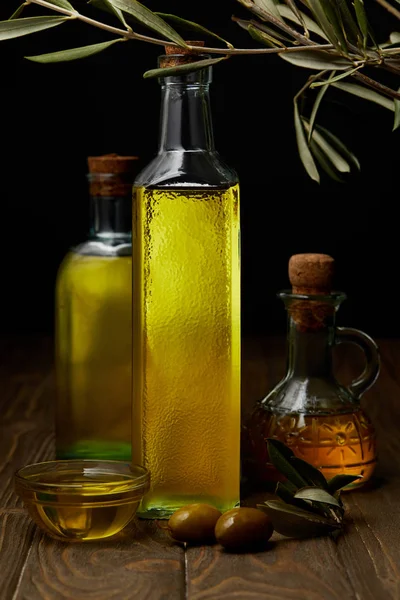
left=244, top=254, right=380, bottom=489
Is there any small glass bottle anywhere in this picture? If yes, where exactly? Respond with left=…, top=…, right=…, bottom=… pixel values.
left=55, top=154, right=139, bottom=460
left=244, top=253, right=380, bottom=488
left=132, top=42, right=241, bottom=517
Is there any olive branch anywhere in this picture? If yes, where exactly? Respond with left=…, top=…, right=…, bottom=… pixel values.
left=2, top=0, right=400, bottom=183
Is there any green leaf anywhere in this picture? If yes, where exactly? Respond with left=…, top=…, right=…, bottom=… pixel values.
left=332, top=81, right=395, bottom=111
left=275, top=481, right=317, bottom=512
left=248, top=24, right=284, bottom=47
left=89, top=0, right=131, bottom=30
left=143, top=56, right=227, bottom=79
left=9, top=5, right=26, bottom=19
left=308, top=79, right=330, bottom=142
left=280, top=50, right=351, bottom=70
left=294, top=486, right=341, bottom=507
left=254, top=0, right=284, bottom=22
left=315, top=124, right=360, bottom=171
left=290, top=457, right=328, bottom=489
left=107, top=0, right=186, bottom=47
left=0, top=16, right=68, bottom=41
left=327, top=474, right=363, bottom=493
left=294, top=102, right=320, bottom=183
left=394, top=86, right=400, bottom=131
left=310, top=66, right=362, bottom=87
left=25, top=39, right=124, bottom=63
left=307, top=0, right=345, bottom=51
left=390, top=32, right=400, bottom=44
left=304, top=121, right=351, bottom=173
left=156, top=13, right=233, bottom=49
left=258, top=500, right=341, bottom=538
left=45, top=0, right=74, bottom=9
left=310, top=138, right=344, bottom=182
left=337, top=1, right=362, bottom=45
left=277, top=5, right=328, bottom=40
left=266, top=439, right=309, bottom=488
left=353, top=0, right=368, bottom=48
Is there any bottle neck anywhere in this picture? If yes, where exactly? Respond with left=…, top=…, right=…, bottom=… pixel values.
left=286, top=317, right=335, bottom=378
left=159, top=83, right=215, bottom=152
left=89, top=196, right=131, bottom=240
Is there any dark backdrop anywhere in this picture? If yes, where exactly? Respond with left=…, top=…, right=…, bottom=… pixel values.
left=0, top=0, right=398, bottom=339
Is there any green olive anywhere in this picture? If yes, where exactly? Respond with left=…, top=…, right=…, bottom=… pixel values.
left=215, top=507, right=273, bottom=550
left=168, top=504, right=222, bottom=543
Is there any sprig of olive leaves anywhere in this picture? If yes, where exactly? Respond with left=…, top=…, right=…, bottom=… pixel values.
left=1, top=0, right=399, bottom=182
left=257, top=439, right=361, bottom=539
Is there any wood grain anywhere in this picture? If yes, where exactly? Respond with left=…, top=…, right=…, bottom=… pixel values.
left=1, top=335, right=400, bottom=599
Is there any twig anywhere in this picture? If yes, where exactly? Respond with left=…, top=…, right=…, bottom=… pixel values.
left=374, top=0, right=400, bottom=20
left=24, top=0, right=334, bottom=56
left=352, top=71, right=400, bottom=99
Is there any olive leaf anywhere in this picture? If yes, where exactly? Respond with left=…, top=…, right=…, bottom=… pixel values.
left=290, top=456, right=329, bottom=489
left=390, top=32, right=400, bottom=44
left=294, top=486, right=342, bottom=507
left=9, top=5, right=26, bottom=19
left=156, top=13, right=233, bottom=49
left=143, top=56, right=227, bottom=79
left=0, top=16, right=69, bottom=40
left=308, top=80, right=330, bottom=142
left=89, top=0, right=131, bottom=31
left=353, top=0, right=368, bottom=48
left=307, top=0, right=346, bottom=52
left=332, top=81, right=395, bottom=111
left=314, top=124, right=360, bottom=171
left=309, top=137, right=344, bottom=182
left=327, top=474, right=363, bottom=493
left=337, top=1, right=362, bottom=45
left=275, top=481, right=317, bottom=512
left=25, top=38, right=125, bottom=63
left=279, top=50, right=351, bottom=70
left=304, top=120, right=351, bottom=173
left=45, top=0, right=74, bottom=9
left=294, top=102, right=320, bottom=183
left=254, top=0, right=284, bottom=23
left=258, top=500, right=341, bottom=538
left=106, top=0, right=187, bottom=47
left=310, top=66, right=363, bottom=87
left=277, top=5, right=328, bottom=40
left=248, top=24, right=285, bottom=47
left=266, top=439, right=309, bottom=487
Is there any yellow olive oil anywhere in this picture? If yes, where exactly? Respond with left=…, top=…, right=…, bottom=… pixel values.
left=56, top=252, right=132, bottom=460
left=21, top=471, right=141, bottom=542
left=132, top=185, right=240, bottom=518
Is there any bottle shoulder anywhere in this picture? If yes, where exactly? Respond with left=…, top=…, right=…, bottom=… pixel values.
left=62, top=239, right=132, bottom=259
left=134, top=151, right=239, bottom=189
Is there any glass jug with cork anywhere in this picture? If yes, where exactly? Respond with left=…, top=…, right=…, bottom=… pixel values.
left=244, top=253, right=380, bottom=489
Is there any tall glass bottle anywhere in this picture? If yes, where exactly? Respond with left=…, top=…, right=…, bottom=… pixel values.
left=56, top=154, right=139, bottom=460
left=132, top=43, right=241, bottom=518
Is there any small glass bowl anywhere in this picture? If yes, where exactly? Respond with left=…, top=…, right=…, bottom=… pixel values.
left=14, top=460, right=150, bottom=542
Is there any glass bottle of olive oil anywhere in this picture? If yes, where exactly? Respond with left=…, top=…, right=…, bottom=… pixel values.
left=56, top=154, right=139, bottom=460
left=132, top=43, right=241, bottom=518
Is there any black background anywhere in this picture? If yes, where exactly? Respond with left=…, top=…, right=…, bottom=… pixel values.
left=0, top=0, right=398, bottom=339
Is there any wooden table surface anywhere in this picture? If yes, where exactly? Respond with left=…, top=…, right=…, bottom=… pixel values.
left=1, top=335, right=400, bottom=600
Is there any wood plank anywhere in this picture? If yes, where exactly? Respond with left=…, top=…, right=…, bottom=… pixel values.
left=186, top=338, right=400, bottom=599
left=15, top=521, right=185, bottom=600
left=0, top=336, right=185, bottom=600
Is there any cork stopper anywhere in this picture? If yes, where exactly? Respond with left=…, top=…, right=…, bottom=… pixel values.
left=287, top=253, right=335, bottom=332
left=160, top=41, right=205, bottom=68
left=87, top=153, right=139, bottom=197
left=289, top=253, right=334, bottom=295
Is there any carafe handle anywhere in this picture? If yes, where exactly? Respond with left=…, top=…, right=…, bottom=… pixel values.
left=335, top=327, right=380, bottom=399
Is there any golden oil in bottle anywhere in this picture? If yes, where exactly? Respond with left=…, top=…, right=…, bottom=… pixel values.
left=132, top=185, right=241, bottom=517
left=56, top=252, right=132, bottom=460
left=248, top=408, right=377, bottom=486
